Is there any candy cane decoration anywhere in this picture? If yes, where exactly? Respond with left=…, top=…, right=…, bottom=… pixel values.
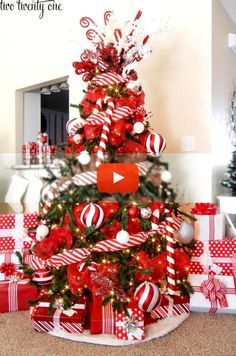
left=96, top=96, right=115, bottom=165
left=165, top=210, right=177, bottom=295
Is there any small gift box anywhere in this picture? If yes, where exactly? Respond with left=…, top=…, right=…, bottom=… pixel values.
left=150, top=295, right=190, bottom=320
left=90, top=297, right=115, bottom=334
left=115, top=305, right=144, bottom=340
left=0, top=213, right=38, bottom=280
left=188, top=273, right=236, bottom=314
left=191, top=203, right=225, bottom=241
left=0, top=279, right=38, bottom=313
left=31, top=300, right=86, bottom=334
left=190, top=240, right=236, bottom=276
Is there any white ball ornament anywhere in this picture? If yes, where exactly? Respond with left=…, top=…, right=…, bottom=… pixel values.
left=133, top=122, right=145, bottom=134
left=77, top=150, right=91, bottom=165
left=73, top=134, right=82, bottom=144
left=175, top=220, right=194, bottom=244
left=116, top=230, right=130, bottom=244
left=140, top=207, right=152, bottom=219
left=161, top=170, right=172, bottom=183
left=36, top=225, right=49, bottom=241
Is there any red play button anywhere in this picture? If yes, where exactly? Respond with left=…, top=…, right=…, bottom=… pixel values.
left=97, top=163, right=139, bottom=193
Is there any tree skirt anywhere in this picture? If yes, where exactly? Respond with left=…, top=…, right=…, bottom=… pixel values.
left=48, top=313, right=189, bottom=346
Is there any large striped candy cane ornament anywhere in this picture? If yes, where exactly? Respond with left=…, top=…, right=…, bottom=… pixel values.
left=165, top=210, right=177, bottom=295
left=96, top=96, right=115, bottom=165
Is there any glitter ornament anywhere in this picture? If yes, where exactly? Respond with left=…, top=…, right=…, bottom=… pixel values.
left=128, top=206, right=140, bottom=217
left=140, top=207, right=152, bottom=219
left=116, top=230, right=130, bottom=244
left=33, top=268, right=53, bottom=286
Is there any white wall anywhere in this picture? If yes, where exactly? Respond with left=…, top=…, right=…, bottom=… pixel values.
left=212, top=0, right=236, bottom=200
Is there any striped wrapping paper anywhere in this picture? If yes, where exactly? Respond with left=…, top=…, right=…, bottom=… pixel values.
left=32, top=301, right=86, bottom=334
left=90, top=297, right=115, bottom=334
left=193, top=214, right=225, bottom=241
left=150, top=295, right=190, bottom=319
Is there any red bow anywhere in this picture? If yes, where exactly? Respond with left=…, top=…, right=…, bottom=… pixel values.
left=200, top=275, right=228, bottom=313
left=191, top=203, right=217, bottom=215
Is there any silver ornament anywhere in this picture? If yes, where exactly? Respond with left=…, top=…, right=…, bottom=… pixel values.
left=140, top=207, right=152, bottom=219
left=175, top=220, right=194, bottom=244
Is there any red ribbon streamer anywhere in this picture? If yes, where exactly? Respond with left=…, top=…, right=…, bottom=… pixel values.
left=191, top=203, right=217, bottom=215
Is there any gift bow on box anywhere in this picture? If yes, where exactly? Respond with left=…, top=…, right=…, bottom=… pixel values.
left=191, top=203, right=217, bottom=215
left=0, top=214, right=33, bottom=251
left=200, top=275, right=228, bottom=313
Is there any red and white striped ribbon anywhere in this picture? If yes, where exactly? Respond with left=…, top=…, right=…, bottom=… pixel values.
left=8, top=281, right=18, bottom=312
left=91, top=72, right=126, bottom=86
left=28, top=232, right=148, bottom=269
left=165, top=210, right=177, bottom=295
left=96, top=96, right=115, bottom=164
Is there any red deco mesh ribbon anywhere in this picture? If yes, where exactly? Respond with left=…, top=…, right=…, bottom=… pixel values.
left=191, top=203, right=217, bottom=215
left=200, top=275, right=228, bottom=313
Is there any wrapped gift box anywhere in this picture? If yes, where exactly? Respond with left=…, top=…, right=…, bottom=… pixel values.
left=193, top=214, right=225, bottom=241
left=115, top=306, right=144, bottom=340
left=188, top=274, right=236, bottom=314
left=190, top=240, right=236, bottom=276
left=90, top=297, right=115, bottom=334
left=150, top=295, right=190, bottom=320
left=0, top=213, right=38, bottom=280
left=191, top=203, right=225, bottom=241
left=0, top=279, right=38, bottom=313
left=32, top=300, right=86, bottom=334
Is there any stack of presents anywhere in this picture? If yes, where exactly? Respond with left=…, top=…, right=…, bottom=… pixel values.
left=0, top=203, right=235, bottom=339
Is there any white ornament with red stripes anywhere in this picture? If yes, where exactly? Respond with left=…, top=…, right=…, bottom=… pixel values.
left=80, top=203, right=104, bottom=229
left=134, top=281, right=162, bottom=312
left=36, top=225, right=49, bottom=241
left=66, top=118, right=84, bottom=135
left=174, top=220, right=194, bottom=244
left=116, top=230, right=130, bottom=244
left=145, top=133, right=166, bottom=155
left=33, top=268, right=53, bottom=285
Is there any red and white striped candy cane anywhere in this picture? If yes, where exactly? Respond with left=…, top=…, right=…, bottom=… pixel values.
left=165, top=210, right=177, bottom=295
left=96, top=96, right=115, bottom=165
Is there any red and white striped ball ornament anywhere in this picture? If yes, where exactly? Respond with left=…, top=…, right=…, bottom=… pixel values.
left=145, top=133, right=166, bottom=155
left=80, top=203, right=104, bottom=229
left=134, top=281, right=162, bottom=312
left=33, top=268, right=53, bottom=286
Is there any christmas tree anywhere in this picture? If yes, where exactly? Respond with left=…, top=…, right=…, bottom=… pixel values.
left=23, top=11, right=195, bottom=341
left=221, top=150, right=236, bottom=196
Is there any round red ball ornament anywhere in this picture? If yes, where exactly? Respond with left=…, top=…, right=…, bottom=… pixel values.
left=134, top=281, right=162, bottom=312
left=145, top=133, right=166, bottom=155
left=80, top=203, right=104, bottom=229
left=33, top=268, right=53, bottom=286
left=127, top=206, right=140, bottom=218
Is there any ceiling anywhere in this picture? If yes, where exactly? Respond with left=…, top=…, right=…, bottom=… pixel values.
left=221, top=0, right=236, bottom=24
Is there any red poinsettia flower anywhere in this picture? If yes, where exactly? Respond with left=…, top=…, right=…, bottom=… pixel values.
left=34, top=226, right=73, bottom=260
left=117, top=140, right=146, bottom=154
left=84, top=124, right=102, bottom=140
left=98, top=202, right=119, bottom=219
left=67, top=263, right=91, bottom=294
left=101, top=220, right=122, bottom=240
left=135, top=250, right=167, bottom=284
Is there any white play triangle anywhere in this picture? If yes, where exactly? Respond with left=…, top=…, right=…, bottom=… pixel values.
left=113, top=172, right=125, bottom=184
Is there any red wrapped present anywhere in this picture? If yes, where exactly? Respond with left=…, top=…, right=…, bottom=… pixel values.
left=0, top=213, right=38, bottom=280
left=188, top=273, right=236, bottom=313
left=0, top=279, right=38, bottom=313
left=115, top=305, right=144, bottom=340
left=90, top=297, right=115, bottom=334
left=32, top=300, right=86, bottom=334
left=191, top=203, right=225, bottom=241
left=150, top=295, right=190, bottom=319
left=190, top=240, right=236, bottom=276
